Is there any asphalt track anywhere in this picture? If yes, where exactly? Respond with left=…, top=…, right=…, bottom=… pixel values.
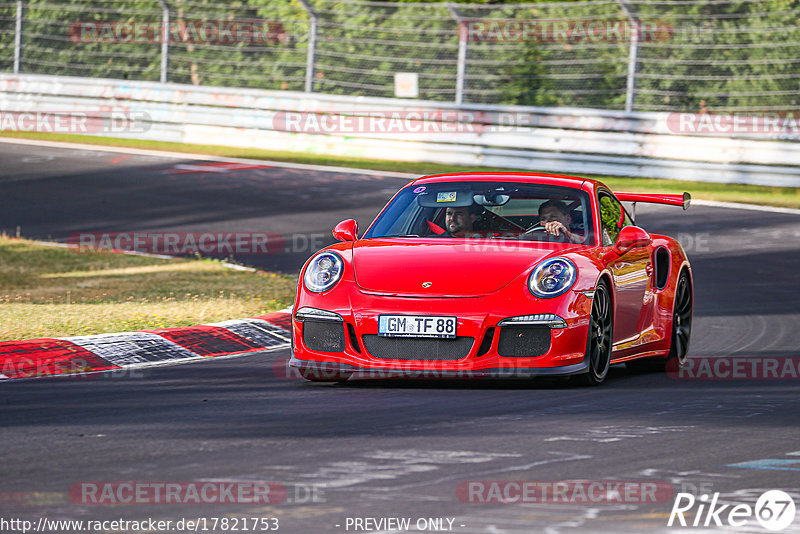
left=2, top=141, right=800, bottom=533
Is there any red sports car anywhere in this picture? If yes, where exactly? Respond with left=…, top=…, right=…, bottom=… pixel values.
left=289, top=172, right=692, bottom=385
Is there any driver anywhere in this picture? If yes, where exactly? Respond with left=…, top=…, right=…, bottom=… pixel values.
left=444, top=204, right=481, bottom=237
left=538, top=199, right=583, bottom=243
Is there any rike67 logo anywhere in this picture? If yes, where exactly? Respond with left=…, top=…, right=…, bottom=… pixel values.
left=669, top=490, right=796, bottom=531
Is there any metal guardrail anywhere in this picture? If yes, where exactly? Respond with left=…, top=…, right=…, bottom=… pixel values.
left=1, top=74, right=799, bottom=187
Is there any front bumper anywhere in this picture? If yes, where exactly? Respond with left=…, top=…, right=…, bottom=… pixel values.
left=289, top=354, right=589, bottom=379
left=290, top=283, right=594, bottom=378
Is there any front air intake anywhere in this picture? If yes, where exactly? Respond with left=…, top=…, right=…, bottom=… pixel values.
left=303, top=320, right=345, bottom=352
left=498, top=325, right=551, bottom=357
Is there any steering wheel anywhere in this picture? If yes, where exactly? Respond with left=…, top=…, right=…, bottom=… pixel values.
left=519, top=223, right=569, bottom=242
left=519, top=223, right=545, bottom=236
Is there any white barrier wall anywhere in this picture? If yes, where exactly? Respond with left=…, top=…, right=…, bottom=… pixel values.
left=1, top=74, right=799, bottom=186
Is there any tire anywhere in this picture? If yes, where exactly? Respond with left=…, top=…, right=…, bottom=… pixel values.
left=575, top=280, right=613, bottom=386
left=666, top=270, right=692, bottom=371
left=627, top=270, right=692, bottom=373
left=299, top=368, right=352, bottom=383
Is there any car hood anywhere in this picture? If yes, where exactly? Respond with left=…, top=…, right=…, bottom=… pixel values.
left=352, top=239, right=557, bottom=297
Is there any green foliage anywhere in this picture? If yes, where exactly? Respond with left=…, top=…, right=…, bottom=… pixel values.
left=0, top=2, right=18, bottom=71
left=599, top=195, right=621, bottom=244
left=633, top=0, right=800, bottom=111
left=1, top=0, right=797, bottom=111
left=21, top=0, right=163, bottom=80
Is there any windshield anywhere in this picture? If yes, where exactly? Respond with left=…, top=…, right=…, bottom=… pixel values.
left=364, top=181, right=594, bottom=245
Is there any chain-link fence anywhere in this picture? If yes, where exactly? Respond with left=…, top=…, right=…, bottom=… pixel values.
left=0, top=0, right=798, bottom=112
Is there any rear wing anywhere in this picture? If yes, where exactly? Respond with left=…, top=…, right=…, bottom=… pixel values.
left=615, top=192, right=691, bottom=210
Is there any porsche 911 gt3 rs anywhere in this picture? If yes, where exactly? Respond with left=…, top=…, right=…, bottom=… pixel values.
left=289, top=172, right=692, bottom=386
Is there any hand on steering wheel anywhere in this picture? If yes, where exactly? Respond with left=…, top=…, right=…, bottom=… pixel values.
left=520, top=222, right=570, bottom=242
left=543, top=221, right=571, bottom=240
left=519, top=223, right=544, bottom=235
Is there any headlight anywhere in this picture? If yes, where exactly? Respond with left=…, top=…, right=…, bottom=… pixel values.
left=304, top=252, right=344, bottom=293
left=528, top=257, right=577, bottom=298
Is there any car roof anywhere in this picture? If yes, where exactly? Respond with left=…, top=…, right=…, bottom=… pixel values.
left=411, top=171, right=601, bottom=190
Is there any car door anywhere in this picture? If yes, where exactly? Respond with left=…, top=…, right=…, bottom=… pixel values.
left=598, top=192, right=651, bottom=346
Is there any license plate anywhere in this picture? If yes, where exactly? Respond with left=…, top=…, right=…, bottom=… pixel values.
left=378, top=315, right=457, bottom=339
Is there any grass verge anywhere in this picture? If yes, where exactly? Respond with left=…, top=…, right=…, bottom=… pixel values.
left=2, top=130, right=800, bottom=209
left=0, top=236, right=297, bottom=341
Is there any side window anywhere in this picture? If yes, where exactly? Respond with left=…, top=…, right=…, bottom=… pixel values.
left=599, top=194, right=632, bottom=246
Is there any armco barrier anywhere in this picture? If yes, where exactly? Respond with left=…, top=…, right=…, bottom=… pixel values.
left=1, top=74, right=799, bottom=187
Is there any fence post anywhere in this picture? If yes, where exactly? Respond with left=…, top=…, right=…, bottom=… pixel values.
left=618, top=0, right=639, bottom=113
left=157, top=0, right=170, bottom=83
left=447, top=4, right=468, bottom=105
left=13, top=0, right=23, bottom=74
left=297, top=0, right=318, bottom=93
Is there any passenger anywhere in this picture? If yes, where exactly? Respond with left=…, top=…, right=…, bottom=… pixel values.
left=538, top=199, right=583, bottom=243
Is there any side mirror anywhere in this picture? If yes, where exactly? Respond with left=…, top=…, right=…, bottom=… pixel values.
left=332, top=219, right=358, bottom=242
left=614, top=226, right=651, bottom=254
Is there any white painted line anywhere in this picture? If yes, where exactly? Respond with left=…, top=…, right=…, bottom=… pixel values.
left=5, top=138, right=798, bottom=214
left=220, top=262, right=258, bottom=272
left=693, top=199, right=800, bottom=215
left=31, top=239, right=259, bottom=271
left=61, top=331, right=156, bottom=341
left=171, top=164, right=238, bottom=173
left=0, top=137, right=418, bottom=179
left=787, top=451, right=800, bottom=456
left=35, top=239, right=174, bottom=259
left=206, top=319, right=256, bottom=328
